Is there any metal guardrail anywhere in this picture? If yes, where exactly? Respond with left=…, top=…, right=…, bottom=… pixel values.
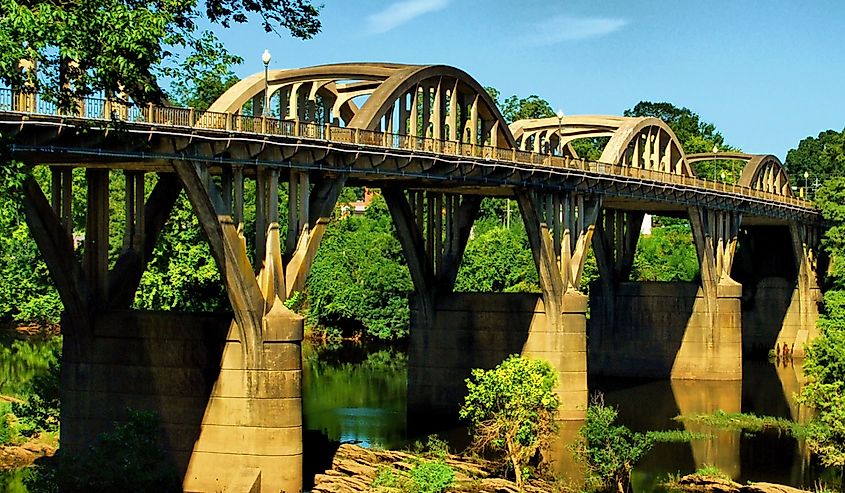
left=0, top=88, right=814, bottom=210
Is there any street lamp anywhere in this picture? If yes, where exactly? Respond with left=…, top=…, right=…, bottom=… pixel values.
left=712, top=144, right=719, bottom=182
left=262, top=49, right=272, bottom=117
left=556, top=109, right=564, bottom=156
left=804, top=171, right=810, bottom=199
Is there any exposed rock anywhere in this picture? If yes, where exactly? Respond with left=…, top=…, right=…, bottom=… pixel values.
left=670, top=474, right=810, bottom=493
left=311, top=443, right=555, bottom=493
left=741, top=483, right=809, bottom=493
left=0, top=438, right=56, bottom=470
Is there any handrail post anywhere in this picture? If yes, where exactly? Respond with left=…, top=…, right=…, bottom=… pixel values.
left=226, top=113, right=233, bottom=131
left=512, top=148, right=516, bottom=162
left=354, top=128, right=360, bottom=144
left=189, top=108, right=196, bottom=127
left=325, top=123, right=331, bottom=141
left=294, top=120, right=300, bottom=137
left=261, top=115, right=267, bottom=134
left=147, top=103, right=154, bottom=123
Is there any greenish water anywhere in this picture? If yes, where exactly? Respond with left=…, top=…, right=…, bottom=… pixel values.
left=302, top=343, right=407, bottom=448
left=0, top=336, right=825, bottom=491
left=0, top=336, right=60, bottom=492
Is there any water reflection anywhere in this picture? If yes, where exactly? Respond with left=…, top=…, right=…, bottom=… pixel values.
left=302, top=343, right=407, bottom=448
left=0, top=336, right=59, bottom=492
left=593, top=360, right=814, bottom=489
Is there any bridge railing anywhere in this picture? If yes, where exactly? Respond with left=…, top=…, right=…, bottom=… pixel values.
left=0, top=88, right=813, bottom=210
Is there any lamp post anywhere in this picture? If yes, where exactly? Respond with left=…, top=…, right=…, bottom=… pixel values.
left=712, top=144, right=719, bottom=182
left=556, top=109, right=564, bottom=156
left=804, top=171, right=810, bottom=199
left=262, top=49, right=272, bottom=117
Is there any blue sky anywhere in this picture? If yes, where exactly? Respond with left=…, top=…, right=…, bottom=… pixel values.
left=209, top=0, right=845, bottom=160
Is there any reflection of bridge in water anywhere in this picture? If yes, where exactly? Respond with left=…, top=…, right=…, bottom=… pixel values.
left=0, top=62, right=822, bottom=492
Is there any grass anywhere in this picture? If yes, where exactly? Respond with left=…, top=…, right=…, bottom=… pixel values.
left=676, top=410, right=805, bottom=437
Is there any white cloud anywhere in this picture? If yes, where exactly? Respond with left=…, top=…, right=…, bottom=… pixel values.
left=521, top=15, right=628, bottom=46
left=366, top=0, right=450, bottom=34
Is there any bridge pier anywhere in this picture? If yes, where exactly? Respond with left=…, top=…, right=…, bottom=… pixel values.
left=589, top=207, right=743, bottom=380
left=21, top=160, right=348, bottom=492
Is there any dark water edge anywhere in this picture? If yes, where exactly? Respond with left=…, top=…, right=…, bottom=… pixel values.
left=0, top=336, right=827, bottom=492
left=301, top=342, right=825, bottom=491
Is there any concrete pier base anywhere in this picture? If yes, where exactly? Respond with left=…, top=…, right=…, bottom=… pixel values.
left=589, top=281, right=742, bottom=380
left=62, top=309, right=304, bottom=493
left=409, top=291, right=587, bottom=421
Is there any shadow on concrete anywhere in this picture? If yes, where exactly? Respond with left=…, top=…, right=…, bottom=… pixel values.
left=733, top=226, right=797, bottom=357
left=407, top=293, right=535, bottom=429
left=61, top=310, right=229, bottom=480
left=588, top=282, right=697, bottom=378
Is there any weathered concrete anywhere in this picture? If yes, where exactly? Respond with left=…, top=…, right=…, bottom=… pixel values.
left=409, top=291, right=587, bottom=421
left=742, top=277, right=819, bottom=357
left=589, top=281, right=742, bottom=380
left=61, top=309, right=304, bottom=493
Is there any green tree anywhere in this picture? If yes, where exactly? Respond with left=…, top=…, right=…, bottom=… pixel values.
left=168, top=31, right=242, bottom=111
left=624, top=101, right=726, bottom=154
left=784, top=128, right=845, bottom=185
left=631, top=222, right=699, bottom=282
left=574, top=396, right=654, bottom=493
left=799, top=177, right=845, bottom=490
left=0, top=0, right=320, bottom=105
left=460, top=355, right=560, bottom=488
left=485, top=87, right=555, bottom=124
left=454, top=225, right=538, bottom=293
left=624, top=101, right=742, bottom=180
left=305, top=193, right=413, bottom=340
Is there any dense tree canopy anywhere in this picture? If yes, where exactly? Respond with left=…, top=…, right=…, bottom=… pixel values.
left=485, top=87, right=555, bottom=124
left=0, top=0, right=320, bottom=105
left=785, top=128, right=845, bottom=185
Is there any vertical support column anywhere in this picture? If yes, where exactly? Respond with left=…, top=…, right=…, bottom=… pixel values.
left=50, top=167, right=74, bottom=239
left=84, top=169, right=110, bottom=302
left=122, top=172, right=146, bottom=255
left=255, top=169, right=267, bottom=267
left=284, top=173, right=345, bottom=298
left=516, top=190, right=600, bottom=420
left=673, top=207, right=743, bottom=380
left=785, top=222, right=822, bottom=357
left=172, top=161, right=304, bottom=493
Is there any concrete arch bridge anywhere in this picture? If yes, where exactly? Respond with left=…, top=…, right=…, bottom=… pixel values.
left=0, top=62, right=822, bottom=492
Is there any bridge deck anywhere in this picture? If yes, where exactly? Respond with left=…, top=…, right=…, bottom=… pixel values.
left=0, top=92, right=817, bottom=224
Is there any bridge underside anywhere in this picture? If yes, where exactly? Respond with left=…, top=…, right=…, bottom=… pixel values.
left=0, top=93, right=822, bottom=492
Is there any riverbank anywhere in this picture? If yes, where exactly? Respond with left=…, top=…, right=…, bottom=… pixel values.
left=0, top=433, right=56, bottom=470
left=312, top=443, right=567, bottom=492
left=312, top=444, right=813, bottom=493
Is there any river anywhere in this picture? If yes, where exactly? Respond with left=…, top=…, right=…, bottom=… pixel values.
left=0, top=336, right=825, bottom=491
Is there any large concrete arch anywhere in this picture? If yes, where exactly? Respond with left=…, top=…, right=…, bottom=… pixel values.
left=208, top=62, right=516, bottom=148
left=511, top=116, right=694, bottom=176
left=687, top=152, right=794, bottom=196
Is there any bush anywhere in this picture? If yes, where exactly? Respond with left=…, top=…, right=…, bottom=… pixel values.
left=574, top=395, right=654, bottom=493
left=408, top=460, right=454, bottom=493
left=12, top=355, right=60, bottom=437
left=33, top=410, right=181, bottom=493
left=460, top=354, right=559, bottom=488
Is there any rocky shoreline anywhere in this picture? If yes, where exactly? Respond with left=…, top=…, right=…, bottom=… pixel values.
left=312, top=445, right=812, bottom=493
left=312, top=443, right=561, bottom=492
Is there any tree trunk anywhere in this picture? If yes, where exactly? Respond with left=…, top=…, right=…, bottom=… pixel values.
left=507, top=436, right=523, bottom=489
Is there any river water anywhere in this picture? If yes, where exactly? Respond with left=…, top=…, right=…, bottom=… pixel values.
left=301, top=342, right=823, bottom=490
left=0, top=337, right=825, bottom=491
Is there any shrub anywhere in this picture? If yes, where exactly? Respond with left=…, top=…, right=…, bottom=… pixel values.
left=574, top=395, right=654, bottom=493
left=32, top=410, right=181, bottom=493
left=408, top=460, right=454, bottom=493
left=460, top=354, right=559, bottom=488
